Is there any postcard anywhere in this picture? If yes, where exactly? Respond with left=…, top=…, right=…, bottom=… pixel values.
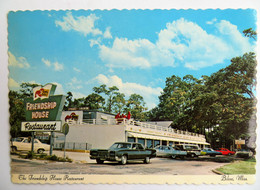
left=6, top=6, right=258, bottom=186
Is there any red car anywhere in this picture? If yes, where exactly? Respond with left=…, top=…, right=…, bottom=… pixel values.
left=215, top=148, right=236, bottom=155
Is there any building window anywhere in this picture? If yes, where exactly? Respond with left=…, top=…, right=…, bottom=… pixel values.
left=146, top=139, right=153, bottom=148
left=138, top=138, right=145, bottom=146
left=162, top=140, right=167, bottom=145
left=128, top=137, right=135, bottom=143
left=154, top=140, right=160, bottom=147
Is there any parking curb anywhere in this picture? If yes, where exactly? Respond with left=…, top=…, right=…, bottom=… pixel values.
left=212, top=169, right=224, bottom=175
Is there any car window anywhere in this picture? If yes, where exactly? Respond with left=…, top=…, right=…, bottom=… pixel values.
left=14, top=138, right=23, bottom=142
left=132, top=144, right=138, bottom=149
left=23, top=139, right=29, bottom=143
left=34, top=139, right=38, bottom=143
left=137, top=144, right=144, bottom=150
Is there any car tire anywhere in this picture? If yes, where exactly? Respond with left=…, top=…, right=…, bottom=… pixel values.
left=179, top=155, right=185, bottom=160
left=190, top=153, right=196, bottom=158
left=96, top=159, right=104, bottom=164
left=37, top=149, right=44, bottom=154
left=144, top=156, right=150, bottom=164
left=120, top=155, right=127, bottom=165
left=228, top=153, right=231, bottom=156
left=11, top=146, right=17, bottom=152
left=171, top=155, right=176, bottom=159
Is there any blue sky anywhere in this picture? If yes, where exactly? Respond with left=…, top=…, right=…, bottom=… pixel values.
left=8, top=9, right=256, bottom=109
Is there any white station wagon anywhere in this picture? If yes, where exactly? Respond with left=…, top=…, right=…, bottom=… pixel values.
left=11, top=137, right=50, bottom=154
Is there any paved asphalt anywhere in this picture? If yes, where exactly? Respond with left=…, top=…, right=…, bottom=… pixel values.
left=11, top=150, right=230, bottom=175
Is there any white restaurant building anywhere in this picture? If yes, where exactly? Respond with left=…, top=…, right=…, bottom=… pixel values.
left=53, top=110, right=210, bottom=150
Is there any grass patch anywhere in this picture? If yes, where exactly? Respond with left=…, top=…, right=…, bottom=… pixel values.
left=20, top=151, right=73, bottom=162
left=216, top=158, right=256, bottom=174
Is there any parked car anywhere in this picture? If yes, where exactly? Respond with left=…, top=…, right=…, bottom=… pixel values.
left=235, top=149, right=254, bottom=158
left=11, top=137, right=50, bottom=154
left=175, top=144, right=201, bottom=158
left=201, top=148, right=222, bottom=157
left=215, top=148, right=235, bottom=155
left=90, top=142, right=156, bottom=165
left=155, top=145, right=187, bottom=159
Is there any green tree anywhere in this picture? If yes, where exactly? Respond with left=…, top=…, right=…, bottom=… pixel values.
left=152, top=75, right=200, bottom=131
left=189, top=53, right=256, bottom=147
left=93, top=84, right=120, bottom=113
left=64, top=91, right=73, bottom=110
left=243, top=28, right=257, bottom=40
left=9, top=90, right=26, bottom=138
left=125, top=94, right=147, bottom=121
left=84, top=93, right=105, bottom=110
left=112, top=92, right=126, bottom=113
left=20, top=82, right=39, bottom=98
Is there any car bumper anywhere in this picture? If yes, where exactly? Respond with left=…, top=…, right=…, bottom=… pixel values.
left=90, top=155, right=121, bottom=162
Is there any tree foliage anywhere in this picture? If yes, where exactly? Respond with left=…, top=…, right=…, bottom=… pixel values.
left=148, top=52, right=256, bottom=148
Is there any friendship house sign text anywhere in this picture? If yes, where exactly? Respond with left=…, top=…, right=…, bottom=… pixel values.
left=22, top=84, right=65, bottom=132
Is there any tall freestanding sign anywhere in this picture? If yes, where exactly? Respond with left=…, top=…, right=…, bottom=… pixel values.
left=21, top=83, right=66, bottom=155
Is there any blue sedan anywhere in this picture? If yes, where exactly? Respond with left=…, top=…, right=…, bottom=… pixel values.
left=201, top=148, right=222, bottom=157
left=155, top=145, right=187, bottom=159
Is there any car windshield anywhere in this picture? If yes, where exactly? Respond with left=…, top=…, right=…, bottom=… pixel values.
left=12, top=138, right=24, bottom=142
left=110, top=143, right=131, bottom=149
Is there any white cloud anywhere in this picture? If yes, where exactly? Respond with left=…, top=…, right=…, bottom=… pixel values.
left=52, top=82, right=65, bottom=95
left=54, top=62, right=64, bottom=71
left=98, top=18, right=253, bottom=70
left=216, top=20, right=253, bottom=55
left=104, top=27, right=112, bottom=39
left=99, top=37, right=174, bottom=70
left=55, top=12, right=102, bottom=37
left=89, top=37, right=101, bottom=47
left=73, top=67, right=81, bottom=73
left=8, top=77, right=20, bottom=89
left=157, top=18, right=233, bottom=70
left=206, top=18, right=217, bottom=25
left=8, top=51, right=30, bottom=68
left=71, top=91, right=87, bottom=99
left=67, top=77, right=83, bottom=90
left=95, top=74, right=162, bottom=109
left=42, top=58, right=51, bottom=67
left=42, top=58, right=64, bottom=71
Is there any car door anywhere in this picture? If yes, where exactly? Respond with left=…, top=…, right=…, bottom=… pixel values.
left=33, top=139, right=40, bottom=151
left=155, top=146, right=163, bottom=157
left=21, top=139, right=31, bottom=151
left=164, top=146, right=172, bottom=157
left=136, top=143, right=147, bottom=159
left=128, top=143, right=139, bottom=159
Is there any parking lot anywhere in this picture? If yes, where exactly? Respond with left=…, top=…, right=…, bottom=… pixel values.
left=11, top=150, right=231, bottom=175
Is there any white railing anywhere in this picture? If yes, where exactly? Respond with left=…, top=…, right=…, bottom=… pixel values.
left=80, top=118, right=205, bottom=139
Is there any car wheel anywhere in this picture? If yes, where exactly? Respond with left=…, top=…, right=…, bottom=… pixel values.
left=11, top=146, right=17, bottom=152
left=179, top=155, right=185, bottom=160
left=120, top=155, right=127, bottom=165
left=228, top=153, right=231, bottom=156
left=171, top=155, right=176, bottom=159
left=37, top=149, right=44, bottom=154
left=96, top=159, right=104, bottom=164
left=190, top=153, right=196, bottom=158
left=144, top=156, right=150, bottom=164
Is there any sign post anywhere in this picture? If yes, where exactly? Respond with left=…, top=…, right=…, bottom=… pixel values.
left=50, top=131, right=54, bottom=156
left=31, top=132, right=35, bottom=153
left=62, top=123, right=70, bottom=158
